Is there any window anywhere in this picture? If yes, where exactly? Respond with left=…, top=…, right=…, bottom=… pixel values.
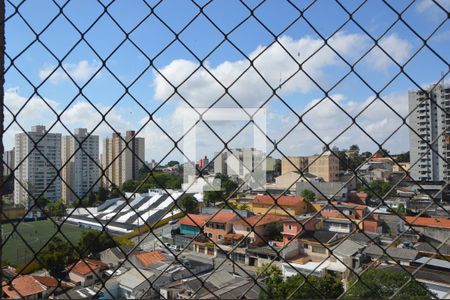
left=246, top=227, right=251, bottom=232
left=86, top=275, right=93, bottom=280
left=288, top=224, right=292, bottom=230
left=208, top=233, right=213, bottom=239
left=303, top=243, right=308, bottom=249
left=218, top=234, right=223, bottom=240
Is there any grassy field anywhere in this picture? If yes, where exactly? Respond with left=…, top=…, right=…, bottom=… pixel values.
left=1, top=220, right=86, bottom=266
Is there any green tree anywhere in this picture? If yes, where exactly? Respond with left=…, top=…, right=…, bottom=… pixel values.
left=166, top=160, right=179, bottom=167
left=257, top=264, right=283, bottom=299
left=96, top=187, right=109, bottom=203
left=345, top=269, right=432, bottom=299
left=77, top=231, right=116, bottom=257
left=349, top=144, right=360, bottom=152
left=203, top=190, right=222, bottom=207
left=87, top=192, right=96, bottom=206
left=47, top=200, right=66, bottom=217
left=393, top=203, right=407, bottom=216
left=264, top=221, right=283, bottom=241
left=178, top=194, right=199, bottom=213
left=300, top=189, right=316, bottom=202
left=363, top=180, right=393, bottom=200
left=121, top=179, right=140, bottom=193
left=396, top=152, right=410, bottom=163
left=376, top=148, right=390, bottom=157
left=39, top=236, right=76, bottom=278
left=36, top=197, right=49, bottom=208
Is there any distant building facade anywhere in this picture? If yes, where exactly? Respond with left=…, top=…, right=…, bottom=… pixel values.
left=2, top=148, right=14, bottom=176
left=14, top=126, right=62, bottom=208
left=61, top=128, right=100, bottom=205
left=408, top=84, right=450, bottom=181
left=281, top=156, right=308, bottom=175
left=308, top=151, right=340, bottom=182
left=101, top=131, right=145, bottom=188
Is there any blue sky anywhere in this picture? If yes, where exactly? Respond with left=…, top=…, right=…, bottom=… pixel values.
left=5, top=0, right=450, bottom=163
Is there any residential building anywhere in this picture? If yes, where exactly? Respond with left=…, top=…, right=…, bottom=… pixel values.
left=213, top=148, right=266, bottom=189
left=321, top=201, right=381, bottom=234
left=251, top=195, right=310, bottom=216
left=1, top=275, right=59, bottom=299
left=14, top=126, right=62, bottom=208
left=203, top=211, right=239, bottom=244
left=232, top=214, right=287, bottom=246
left=281, top=215, right=321, bottom=246
left=363, top=245, right=419, bottom=266
left=101, top=130, right=145, bottom=188
left=103, top=268, right=155, bottom=299
left=99, top=246, right=141, bottom=267
left=61, top=128, right=100, bottom=205
left=272, top=171, right=322, bottom=191
left=2, top=148, right=14, bottom=177
left=67, top=259, right=106, bottom=287
left=132, top=250, right=167, bottom=269
left=281, top=156, right=308, bottom=174
left=308, top=151, right=340, bottom=182
left=178, top=214, right=209, bottom=236
left=197, top=155, right=209, bottom=170
left=402, top=216, right=450, bottom=244
left=408, top=84, right=450, bottom=181
left=296, top=180, right=357, bottom=201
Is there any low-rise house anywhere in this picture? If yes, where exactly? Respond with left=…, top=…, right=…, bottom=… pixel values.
left=2, top=275, right=49, bottom=299
left=177, top=214, right=209, bottom=236
left=131, top=250, right=168, bottom=270
left=403, top=216, right=450, bottom=244
left=321, top=201, right=381, bottom=234
left=100, top=245, right=141, bottom=267
left=281, top=215, right=321, bottom=245
left=363, top=245, right=419, bottom=266
left=67, top=259, right=107, bottom=287
left=103, top=268, right=155, bottom=299
left=160, top=270, right=260, bottom=299
left=232, top=214, right=287, bottom=246
left=251, top=195, right=310, bottom=216
left=203, top=211, right=239, bottom=244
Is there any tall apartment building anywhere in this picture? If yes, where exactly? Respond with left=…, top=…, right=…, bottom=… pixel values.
left=61, top=128, right=100, bottom=205
left=308, top=151, right=340, bottom=182
left=3, top=148, right=15, bottom=176
left=281, top=156, right=309, bottom=174
left=101, top=131, right=145, bottom=188
left=213, top=148, right=266, bottom=189
left=408, top=84, right=450, bottom=181
left=14, top=126, right=62, bottom=208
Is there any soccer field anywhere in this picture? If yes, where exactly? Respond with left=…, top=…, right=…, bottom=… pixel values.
left=1, top=220, right=86, bottom=266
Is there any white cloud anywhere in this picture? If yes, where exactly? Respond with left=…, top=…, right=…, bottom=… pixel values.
left=416, top=0, right=450, bottom=13
left=3, top=88, right=132, bottom=151
left=39, top=60, right=100, bottom=84
left=152, top=33, right=411, bottom=108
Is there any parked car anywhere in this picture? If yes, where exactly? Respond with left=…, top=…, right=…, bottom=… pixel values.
left=168, top=218, right=179, bottom=225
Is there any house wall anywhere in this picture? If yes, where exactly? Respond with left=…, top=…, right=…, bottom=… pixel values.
left=69, top=270, right=102, bottom=287
left=204, top=222, right=233, bottom=243
left=252, top=203, right=308, bottom=216
left=179, top=224, right=201, bottom=236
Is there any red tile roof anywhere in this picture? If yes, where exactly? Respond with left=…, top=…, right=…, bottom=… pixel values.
left=31, top=276, right=58, bottom=288
left=178, top=214, right=209, bottom=227
left=405, top=217, right=450, bottom=229
left=233, top=214, right=286, bottom=227
left=208, top=211, right=238, bottom=224
left=69, top=259, right=106, bottom=276
left=135, top=250, right=166, bottom=267
left=2, top=275, right=46, bottom=298
left=224, top=233, right=244, bottom=240
left=252, top=195, right=305, bottom=207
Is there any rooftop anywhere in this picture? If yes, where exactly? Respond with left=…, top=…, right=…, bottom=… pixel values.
left=69, top=259, right=106, bottom=276
left=2, top=275, right=46, bottom=298
left=233, top=214, right=286, bottom=227
left=178, top=214, right=209, bottom=227
left=135, top=250, right=167, bottom=268
left=405, top=216, right=450, bottom=229
left=207, top=211, right=239, bottom=224
left=252, top=195, right=305, bottom=207
left=363, top=245, right=419, bottom=261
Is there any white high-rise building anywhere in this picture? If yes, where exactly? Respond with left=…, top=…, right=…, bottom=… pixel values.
left=3, top=148, right=15, bottom=176
left=14, top=126, right=62, bottom=208
left=61, top=128, right=100, bottom=205
left=409, top=84, right=450, bottom=181
left=213, top=148, right=266, bottom=189
left=101, top=130, right=145, bottom=188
